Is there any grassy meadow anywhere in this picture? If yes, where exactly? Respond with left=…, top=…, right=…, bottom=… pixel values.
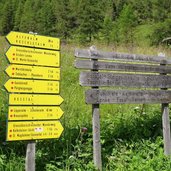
left=1, top=36, right=171, bottom=170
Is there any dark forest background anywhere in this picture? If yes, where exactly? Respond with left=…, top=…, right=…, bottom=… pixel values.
left=0, top=0, right=171, bottom=45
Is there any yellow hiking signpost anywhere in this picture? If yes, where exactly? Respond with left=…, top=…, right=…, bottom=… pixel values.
left=7, top=121, right=64, bottom=141
left=8, top=106, right=64, bottom=121
left=6, top=31, right=60, bottom=50
left=5, top=64, right=60, bottom=80
left=6, top=46, right=60, bottom=67
left=4, top=79, right=59, bottom=94
left=4, top=31, right=64, bottom=144
left=8, top=94, right=64, bottom=105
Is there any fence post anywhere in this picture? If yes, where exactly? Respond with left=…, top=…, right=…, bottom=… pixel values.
left=90, top=46, right=102, bottom=170
left=159, top=53, right=171, bottom=156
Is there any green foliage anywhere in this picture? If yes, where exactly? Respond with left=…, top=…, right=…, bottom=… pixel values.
left=101, top=15, right=114, bottom=45
left=36, top=0, right=56, bottom=36
left=105, top=137, right=171, bottom=170
left=116, top=4, right=137, bottom=45
left=129, top=0, right=153, bottom=24
left=134, top=24, right=155, bottom=47
left=0, top=0, right=14, bottom=35
left=150, top=19, right=171, bottom=45
left=1, top=0, right=171, bottom=45
left=151, top=0, right=171, bottom=22
left=0, top=150, right=24, bottom=171
left=19, top=0, right=38, bottom=32
left=13, top=0, right=24, bottom=31
left=77, top=0, right=103, bottom=43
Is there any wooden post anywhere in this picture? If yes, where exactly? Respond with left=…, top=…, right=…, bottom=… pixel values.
left=90, top=46, right=102, bottom=170
left=25, top=31, right=36, bottom=171
left=162, top=103, right=171, bottom=155
left=92, top=103, right=102, bottom=170
left=159, top=53, right=171, bottom=155
left=26, top=141, right=35, bottom=171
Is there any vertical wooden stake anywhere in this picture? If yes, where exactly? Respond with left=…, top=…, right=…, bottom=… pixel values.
left=92, top=104, right=102, bottom=170
left=90, top=46, right=102, bottom=170
left=25, top=32, right=37, bottom=171
left=159, top=53, right=171, bottom=156
left=26, top=141, right=35, bottom=171
left=162, top=103, right=171, bottom=155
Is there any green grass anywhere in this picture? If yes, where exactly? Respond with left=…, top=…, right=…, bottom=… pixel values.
left=1, top=37, right=171, bottom=170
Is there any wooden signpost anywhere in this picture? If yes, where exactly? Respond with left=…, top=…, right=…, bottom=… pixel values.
left=5, top=31, right=63, bottom=171
left=75, top=47, right=171, bottom=171
left=86, top=89, right=171, bottom=104
left=75, top=59, right=171, bottom=73
left=75, top=48, right=171, bottom=64
left=80, top=72, right=171, bottom=88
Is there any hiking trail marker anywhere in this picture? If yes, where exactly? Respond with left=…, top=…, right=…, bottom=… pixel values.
left=8, top=94, right=64, bottom=106
left=4, top=79, right=59, bottom=94
left=8, top=106, right=64, bottom=121
left=6, top=46, right=60, bottom=67
left=6, top=31, right=60, bottom=50
left=7, top=121, right=64, bottom=141
left=5, top=31, right=64, bottom=142
left=5, top=64, right=60, bottom=80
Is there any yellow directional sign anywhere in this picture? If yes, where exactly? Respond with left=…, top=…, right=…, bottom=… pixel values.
left=6, top=31, right=60, bottom=50
left=8, top=106, right=64, bottom=120
left=9, top=94, right=64, bottom=105
left=6, top=46, right=60, bottom=67
left=5, top=64, right=60, bottom=80
left=4, top=79, right=59, bottom=94
left=7, top=120, right=64, bottom=141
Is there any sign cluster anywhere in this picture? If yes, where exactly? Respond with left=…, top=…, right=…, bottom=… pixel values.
left=5, top=31, right=64, bottom=141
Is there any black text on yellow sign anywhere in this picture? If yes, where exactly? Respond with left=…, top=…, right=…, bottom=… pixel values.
left=5, top=31, right=64, bottom=142
left=7, top=121, right=64, bottom=141
left=4, top=79, right=59, bottom=94
left=6, top=31, right=60, bottom=50
left=8, top=94, right=64, bottom=105
left=5, top=64, right=60, bottom=80
left=6, top=46, right=60, bottom=67
left=8, top=106, right=64, bottom=121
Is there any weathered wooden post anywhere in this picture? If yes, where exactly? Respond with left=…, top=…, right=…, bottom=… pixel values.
left=90, top=46, right=102, bottom=170
left=26, top=141, right=35, bottom=171
left=159, top=53, right=171, bottom=155
left=25, top=32, right=37, bottom=171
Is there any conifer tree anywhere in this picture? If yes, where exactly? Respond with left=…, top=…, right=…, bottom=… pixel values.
left=117, top=4, right=137, bottom=44
left=53, top=0, right=77, bottom=39
left=101, top=15, right=113, bottom=45
left=36, top=0, right=56, bottom=36
left=20, top=0, right=38, bottom=33
left=13, top=0, right=25, bottom=31
left=77, top=0, right=103, bottom=42
left=0, top=0, right=13, bottom=35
